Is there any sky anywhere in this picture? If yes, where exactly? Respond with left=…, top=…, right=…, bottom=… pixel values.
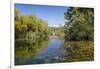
left=15, top=3, right=68, bottom=27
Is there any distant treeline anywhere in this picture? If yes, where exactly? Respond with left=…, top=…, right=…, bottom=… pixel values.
left=15, top=8, right=50, bottom=40
left=64, top=7, right=94, bottom=41
left=49, top=26, right=65, bottom=39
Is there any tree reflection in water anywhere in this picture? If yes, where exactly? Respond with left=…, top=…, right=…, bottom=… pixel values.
left=15, top=38, right=49, bottom=65
left=61, top=41, right=94, bottom=62
left=15, top=38, right=94, bottom=65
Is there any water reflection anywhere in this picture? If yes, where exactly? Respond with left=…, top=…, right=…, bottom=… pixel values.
left=15, top=38, right=94, bottom=65
left=32, top=38, right=65, bottom=64
left=15, top=38, right=49, bottom=65
left=61, top=41, right=94, bottom=62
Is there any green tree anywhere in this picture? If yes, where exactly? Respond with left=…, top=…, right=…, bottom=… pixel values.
left=15, top=8, right=50, bottom=40
left=64, top=7, right=94, bottom=41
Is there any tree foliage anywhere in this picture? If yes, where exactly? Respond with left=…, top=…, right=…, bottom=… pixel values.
left=64, top=7, right=94, bottom=41
left=15, top=8, right=50, bottom=39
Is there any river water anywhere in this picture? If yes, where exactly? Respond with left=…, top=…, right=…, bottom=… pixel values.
left=15, top=37, right=93, bottom=65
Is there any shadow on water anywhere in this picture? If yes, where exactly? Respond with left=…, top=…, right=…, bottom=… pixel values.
left=15, top=37, right=94, bottom=65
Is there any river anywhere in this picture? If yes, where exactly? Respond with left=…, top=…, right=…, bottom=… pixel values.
left=15, top=37, right=94, bottom=65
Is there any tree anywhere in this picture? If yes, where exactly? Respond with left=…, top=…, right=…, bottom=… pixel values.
left=15, top=8, right=50, bottom=39
left=64, top=7, right=94, bottom=41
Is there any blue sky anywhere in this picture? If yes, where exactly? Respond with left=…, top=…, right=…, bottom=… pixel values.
left=15, top=3, right=68, bottom=27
